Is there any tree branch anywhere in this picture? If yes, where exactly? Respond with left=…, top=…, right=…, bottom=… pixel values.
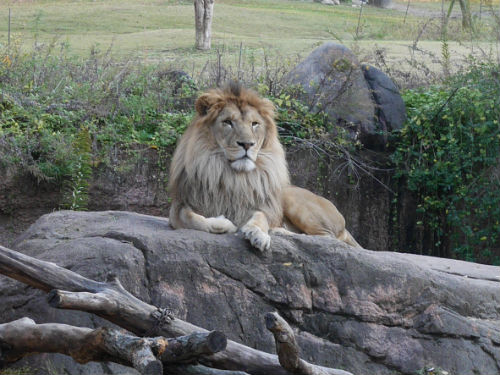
left=165, top=364, right=250, bottom=375
left=0, top=318, right=225, bottom=374
left=266, top=312, right=337, bottom=375
left=0, top=245, right=352, bottom=375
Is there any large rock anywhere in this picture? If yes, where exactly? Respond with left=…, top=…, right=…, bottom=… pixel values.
left=314, top=0, right=340, bottom=5
left=369, top=0, right=392, bottom=8
left=286, top=43, right=405, bottom=149
left=361, top=64, right=406, bottom=135
left=1, top=211, right=500, bottom=375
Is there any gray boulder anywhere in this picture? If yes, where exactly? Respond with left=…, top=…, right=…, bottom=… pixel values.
left=361, top=64, right=406, bottom=135
left=369, top=0, right=392, bottom=7
left=314, top=0, right=340, bottom=5
left=286, top=42, right=405, bottom=149
left=1, top=210, right=500, bottom=375
left=158, top=70, right=198, bottom=111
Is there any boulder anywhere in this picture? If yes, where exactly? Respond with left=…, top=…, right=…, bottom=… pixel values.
left=369, top=0, right=392, bottom=8
left=157, top=69, right=198, bottom=111
left=1, top=210, right=500, bottom=375
left=314, top=0, right=340, bottom=5
left=286, top=42, right=405, bottom=149
left=361, top=64, right=406, bottom=135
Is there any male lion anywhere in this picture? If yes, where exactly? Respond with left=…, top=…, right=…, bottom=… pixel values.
left=168, top=82, right=361, bottom=251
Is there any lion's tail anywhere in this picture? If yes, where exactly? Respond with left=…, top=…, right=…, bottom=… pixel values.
left=338, top=229, right=362, bottom=248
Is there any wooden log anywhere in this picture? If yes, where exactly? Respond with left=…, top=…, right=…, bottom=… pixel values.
left=0, top=318, right=226, bottom=373
left=266, top=312, right=337, bottom=375
left=157, top=331, right=227, bottom=363
left=0, top=318, right=161, bottom=374
left=166, top=364, right=250, bottom=375
left=0, top=245, right=352, bottom=375
left=0, top=244, right=171, bottom=337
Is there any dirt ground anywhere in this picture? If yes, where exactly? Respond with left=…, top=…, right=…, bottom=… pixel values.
left=0, top=209, right=50, bottom=248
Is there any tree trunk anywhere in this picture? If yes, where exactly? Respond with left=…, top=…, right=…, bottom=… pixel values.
left=446, top=0, right=473, bottom=29
left=194, top=0, right=215, bottom=50
left=457, top=0, right=472, bottom=28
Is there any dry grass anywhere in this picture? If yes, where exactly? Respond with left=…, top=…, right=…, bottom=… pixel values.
left=0, top=0, right=497, bottom=70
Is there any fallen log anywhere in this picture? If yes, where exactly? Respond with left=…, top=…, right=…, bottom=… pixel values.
left=165, top=364, right=250, bottom=375
left=0, top=318, right=225, bottom=374
left=0, top=244, right=352, bottom=375
left=266, top=312, right=332, bottom=375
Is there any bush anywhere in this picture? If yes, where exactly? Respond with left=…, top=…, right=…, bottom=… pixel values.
left=391, top=62, right=500, bottom=264
left=0, top=42, right=196, bottom=209
left=1, top=41, right=336, bottom=212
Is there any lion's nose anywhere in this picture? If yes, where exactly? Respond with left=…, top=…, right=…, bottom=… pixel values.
left=237, top=141, right=255, bottom=151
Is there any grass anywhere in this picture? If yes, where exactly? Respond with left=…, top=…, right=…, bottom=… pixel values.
left=0, top=0, right=498, bottom=68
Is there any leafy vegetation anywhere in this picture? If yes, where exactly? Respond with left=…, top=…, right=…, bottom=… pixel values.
left=0, top=41, right=339, bottom=209
left=2, top=36, right=499, bottom=264
left=0, top=367, right=34, bottom=375
left=61, top=127, right=92, bottom=211
left=0, top=42, right=195, bottom=208
left=1, top=0, right=500, bottom=263
left=391, top=62, right=500, bottom=264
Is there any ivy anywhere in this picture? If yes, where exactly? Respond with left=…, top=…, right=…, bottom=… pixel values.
left=391, top=62, right=500, bottom=264
left=273, top=93, right=332, bottom=141
left=271, top=90, right=357, bottom=155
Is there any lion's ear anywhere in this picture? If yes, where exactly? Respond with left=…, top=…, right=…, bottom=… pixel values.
left=195, top=91, right=221, bottom=116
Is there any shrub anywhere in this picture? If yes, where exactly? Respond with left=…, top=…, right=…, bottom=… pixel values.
left=391, top=62, right=500, bottom=264
left=0, top=42, right=197, bottom=209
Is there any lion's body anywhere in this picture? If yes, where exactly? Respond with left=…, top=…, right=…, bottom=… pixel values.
left=169, top=83, right=361, bottom=250
left=169, top=120, right=288, bottom=228
left=282, top=186, right=361, bottom=248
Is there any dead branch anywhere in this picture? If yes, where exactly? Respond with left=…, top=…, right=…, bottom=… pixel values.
left=157, top=330, right=227, bottom=363
left=165, top=364, right=250, bottom=375
left=0, top=318, right=225, bottom=374
left=266, top=312, right=336, bottom=375
left=0, top=244, right=352, bottom=375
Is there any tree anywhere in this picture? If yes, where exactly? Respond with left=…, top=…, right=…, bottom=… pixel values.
left=446, top=0, right=473, bottom=29
left=194, top=0, right=215, bottom=50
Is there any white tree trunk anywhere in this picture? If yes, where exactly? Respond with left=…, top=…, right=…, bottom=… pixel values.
left=194, top=0, right=215, bottom=50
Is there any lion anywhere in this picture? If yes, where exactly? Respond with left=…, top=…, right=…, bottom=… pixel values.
left=168, top=82, right=361, bottom=251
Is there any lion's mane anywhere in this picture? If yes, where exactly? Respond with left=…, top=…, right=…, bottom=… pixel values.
left=168, top=84, right=290, bottom=228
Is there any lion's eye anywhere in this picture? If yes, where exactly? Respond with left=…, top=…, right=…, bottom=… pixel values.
left=252, top=122, right=259, bottom=128
left=223, top=119, right=233, bottom=127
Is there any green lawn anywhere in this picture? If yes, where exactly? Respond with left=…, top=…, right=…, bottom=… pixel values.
left=0, top=0, right=498, bottom=70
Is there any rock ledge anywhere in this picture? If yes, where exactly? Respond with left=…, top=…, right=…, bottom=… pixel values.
left=1, top=210, right=500, bottom=375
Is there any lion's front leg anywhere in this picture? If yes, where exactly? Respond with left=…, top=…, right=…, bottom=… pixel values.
left=240, top=211, right=271, bottom=252
left=170, top=204, right=237, bottom=234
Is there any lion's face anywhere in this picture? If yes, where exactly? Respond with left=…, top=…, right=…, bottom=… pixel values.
left=193, top=83, right=277, bottom=173
left=211, top=103, right=267, bottom=172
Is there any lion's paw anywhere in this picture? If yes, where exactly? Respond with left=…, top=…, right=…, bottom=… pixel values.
left=241, top=224, right=271, bottom=252
left=206, top=216, right=237, bottom=234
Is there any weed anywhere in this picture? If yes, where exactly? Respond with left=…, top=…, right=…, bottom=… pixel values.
left=0, top=367, right=34, bottom=375
left=61, top=127, right=92, bottom=210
